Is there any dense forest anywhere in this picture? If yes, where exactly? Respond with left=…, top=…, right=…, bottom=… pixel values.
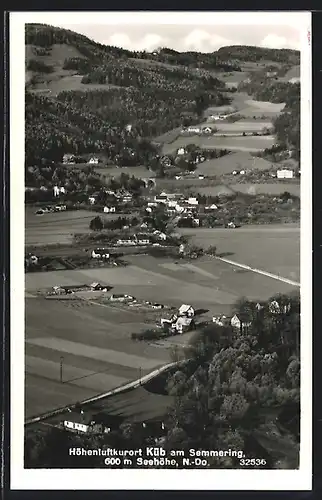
left=217, top=45, right=300, bottom=65
left=25, top=293, right=300, bottom=469
left=25, top=84, right=228, bottom=165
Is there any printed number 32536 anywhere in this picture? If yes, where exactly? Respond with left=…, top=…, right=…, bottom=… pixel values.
left=240, top=458, right=267, bottom=466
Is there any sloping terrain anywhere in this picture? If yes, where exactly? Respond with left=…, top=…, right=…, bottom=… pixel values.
left=25, top=23, right=300, bottom=165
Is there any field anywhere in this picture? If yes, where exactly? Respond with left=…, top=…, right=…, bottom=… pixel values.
left=25, top=208, right=120, bottom=246
left=229, top=182, right=301, bottom=197
left=94, top=165, right=155, bottom=179
left=25, top=296, right=171, bottom=418
left=162, top=135, right=276, bottom=156
left=226, top=92, right=286, bottom=118
left=26, top=222, right=300, bottom=419
left=194, top=151, right=277, bottom=176
left=178, top=223, right=300, bottom=282
left=209, top=120, right=273, bottom=133
left=26, top=44, right=121, bottom=96
left=215, top=71, right=249, bottom=88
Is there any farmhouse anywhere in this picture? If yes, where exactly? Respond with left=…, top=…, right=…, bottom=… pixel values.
left=135, top=233, right=151, bottom=245
left=54, top=204, right=67, bottom=211
left=62, top=154, right=75, bottom=164
left=91, top=248, right=110, bottom=259
left=53, top=186, right=66, bottom=197
left=269, top=299, right=291, bottom=314
left=63, top=412, right=111, bottom=435
left=177, top=147, right=186, bottom=155
left=186, top=197, right=199, bottom=206
left=205, top=204, right=218, bottom=211
left=185, top=126, right=201, bottom=134
left=90, top=282, right=109, bottom=291
left=153, top=230, right=167, bottom=241
left=202, top=126, right=214, bottom=134
left=178, top=304, right=195, bottom=318
left=277, top=169, right=294, bottom=179
left=103, top=206, right=116, bottom=213
left=213, top=315, right=231, bottom=327
left=110, top=294, right=135, bottom=302
left=116, top=237, right=136, bottom=246
left=53, top=284, right=90, bottom=295
left=230, top=314, right=252, bottom=332
left=88, top=192, right=100, bottom=204
left=88, top=156, right=99, bottom=165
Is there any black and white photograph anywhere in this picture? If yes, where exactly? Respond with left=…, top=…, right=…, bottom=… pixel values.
left=10, top=10, right=312, bottom=490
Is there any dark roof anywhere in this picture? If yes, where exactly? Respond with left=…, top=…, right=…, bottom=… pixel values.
left=61, top=284, right=90, bottom=291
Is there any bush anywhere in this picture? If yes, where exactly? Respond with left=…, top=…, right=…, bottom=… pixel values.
left=27, top=59, right=53, bottom=74
left=131, top=329, right=166, bottom=341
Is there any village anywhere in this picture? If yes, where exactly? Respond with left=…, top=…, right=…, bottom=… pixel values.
left=22, top=21, right=303, bottom=473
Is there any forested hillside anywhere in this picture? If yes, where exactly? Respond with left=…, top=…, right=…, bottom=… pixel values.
left=25, top=24, right=301, bottom=167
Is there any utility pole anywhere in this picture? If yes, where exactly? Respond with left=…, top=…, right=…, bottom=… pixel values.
left=60, top=356, right=64, bottom=383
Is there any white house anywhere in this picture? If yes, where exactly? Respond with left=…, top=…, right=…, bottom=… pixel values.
left=187, top=197, right=198, bottom=206
left=110, top=294, right=134, bottom=302
left=202, top=126, right=213, bottom=134
left=91, top=248, right=110, bottom=259
left=178, top=304, right=195, bottom=318
left=277, top=169, right=294, bottom=179
left=231, top=314, right=252, bottom=332
left=174, top=316, right=193, bottom=333
left=88, top=156, right=99, bottom=165
left=64, top=420, right=89, bottom=433
left=103, top=206, right=116, bottom=213
left=153, top=230, right=167, bottom=240
left=90, top=282, right=108, bottom=291
left=62, top=154, right=75, bottom=164
left=135, top=233, right=151, bottom=245
left=269, top=300, right=281, bottom=314
left=177, top=147, right=186, bottom=155
left=117, top=238, right=135, bottom=246
left=53, top=186, right=66, bottom=197
left=208, top=114, right=221, bottom=121
left=213, top=315, right=230, bottom=327
left=125, top=124, right=132, bottom=132
left=186, top=126, right=201, bottom=134
left=205, top=204, right=218, bottom=211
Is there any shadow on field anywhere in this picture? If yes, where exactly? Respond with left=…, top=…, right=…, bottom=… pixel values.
left=217, top=251, right=235, bottom=258
left=194, top=308, right=209, bottom=316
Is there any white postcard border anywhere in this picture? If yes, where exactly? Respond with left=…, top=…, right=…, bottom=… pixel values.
left=10, top=10, right=312, bottom=491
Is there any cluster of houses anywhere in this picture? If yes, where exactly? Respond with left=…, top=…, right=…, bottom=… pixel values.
left=213, top=299, right=293, bottom=333
left=62, top=154, right=100, bottom=165
left=152, top=192, right=199, bottom=213
left=62, top=408, right=166, bottom=437
left=181, top=125, right=215, bottom=135
left=160, top=304, right=195, bottom=334
left=50, top=282, right=110, bottom=295
left=35, top=204, right=67, bottom=215
left=88, top=189, right=133, bottom=207
left=230, top=168, right=295, bottom=180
